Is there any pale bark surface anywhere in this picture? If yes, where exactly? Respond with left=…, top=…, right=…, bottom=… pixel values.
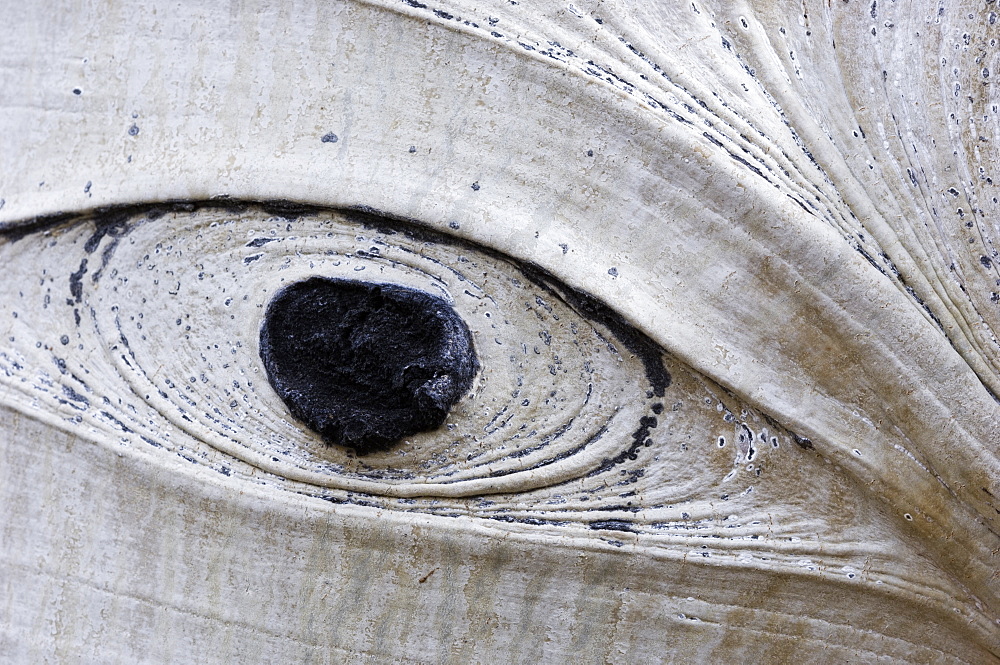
left=1, top=1, right=998, bottom=662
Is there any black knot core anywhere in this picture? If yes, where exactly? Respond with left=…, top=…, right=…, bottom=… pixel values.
left=259, top=277, right=478, bottom=454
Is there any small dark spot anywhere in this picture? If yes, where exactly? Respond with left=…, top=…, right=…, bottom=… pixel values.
left=587, top=149, right=594, bottom=157
left=62, top=385, right=88, bottom=407
left=321, top=132, right=339, bottom=143
left=408, top=145, right=417, bottom=153
left=84, top=181, right=92, bottom=194
left=980, top=256, right=993, bottom=268
left=69, top=259, right=88, bottom=303
left=589, top=519, right=634, bottom=533
left=72, top=88, right=82, bottom=95
left=792, top=433, right=814, bottom=450
left=60, top=335, right=69, bottom=346
left=471, top=181, right=480, bottom=191
left=128, top=124, right=139, bottom=136
left=448, top=221, right=460, bottom=230
left=246, top=237, right=278, bottom=248
left=608, top=267, right=618, bottom=277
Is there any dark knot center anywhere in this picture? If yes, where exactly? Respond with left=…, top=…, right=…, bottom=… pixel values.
left=259, top=277, right=478, bottom=454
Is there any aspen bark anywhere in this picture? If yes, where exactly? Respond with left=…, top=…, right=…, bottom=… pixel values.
left=1, top=1, right=998, bottom=661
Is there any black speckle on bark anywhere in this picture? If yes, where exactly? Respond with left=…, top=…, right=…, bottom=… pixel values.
left=321, top=132, right=339, bottom=143
left=792, top=433, right=814, bottom=450
left=589, top=519, right=634, bottom=533
left=69, top=259, right=88, bottom=303
left=259, top=277, right=478, bottom=454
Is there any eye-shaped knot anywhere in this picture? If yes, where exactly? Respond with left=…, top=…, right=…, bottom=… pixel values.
left=259, top=277, right=479, bottom=454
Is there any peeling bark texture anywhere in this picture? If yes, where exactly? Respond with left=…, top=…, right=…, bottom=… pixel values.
left=0, top=1, right=998, bottom=662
